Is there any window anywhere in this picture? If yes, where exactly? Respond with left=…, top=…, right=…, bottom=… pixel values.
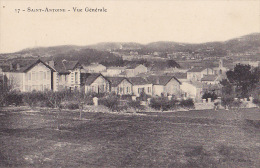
left=119, top=87, right=123, bottom=93
left=28, top=73, right=31, bottom=80
left=32, top=72, right=36, bottom=81
left=44, top=72, right=47, bottom=79
left=46, top=71, right=50, bottom=80
left=75, top=72, right=78, bottom=84
left=148, top=87, right=151, bottom=93
left=39, top=72, right=44, bottom=81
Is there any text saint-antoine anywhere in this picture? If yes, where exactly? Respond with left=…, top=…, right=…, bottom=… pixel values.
left=27, top=7, right=108, bottom=13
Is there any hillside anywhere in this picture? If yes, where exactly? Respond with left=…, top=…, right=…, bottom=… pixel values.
left=0, top=33, right=259, bottom=60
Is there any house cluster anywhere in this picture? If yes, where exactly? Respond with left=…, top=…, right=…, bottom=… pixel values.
left=0, top=58, right=230, bottom=102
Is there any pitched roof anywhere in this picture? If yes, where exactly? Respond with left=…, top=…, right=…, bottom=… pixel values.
left=201, top=75, right=218, bottom=81
left=146, top=76, right=181, bottom=85
left=107, top=77, right=132, bottom=87
left=126, top=64, right=146, bottom=69
left=168, top=73, right=187, bottom=79
left=83, top=63, right=106, bottom=69
left=81, top=73, right=107, bottom=85
left=127, top=77, right=151, bottom=85
left=54, top=60, right=80, bottom=74
left=0, top=59, right=55, bottom=73
left=187, top=67, right=209, bottom=72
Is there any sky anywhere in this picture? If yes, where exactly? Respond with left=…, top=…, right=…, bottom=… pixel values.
left=0, top=0, right=259, bottom=53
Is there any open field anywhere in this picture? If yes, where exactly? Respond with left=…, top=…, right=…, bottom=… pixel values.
left=0, top=107, right=260, bottom=167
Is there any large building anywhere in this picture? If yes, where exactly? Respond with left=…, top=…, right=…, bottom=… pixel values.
left=1, top=59, right=56, bottom=92
left=49, top=60, right=82, bottom=91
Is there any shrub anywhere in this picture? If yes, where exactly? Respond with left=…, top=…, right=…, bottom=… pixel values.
left=221, top=95, right=235, bottom=109
left=61, top=101, right=79, bottom=110
left=5, top=91, right=23, bottom=106
left=128, top=100, right=145, bottom=112
left=253, top=98, right=260, bottom=106
left=179, top=98, right=195, bottom=109
left=202, top=92, right=218, bottom=101
left=149, top=97, right=177, bottom=111
left=23, top=91, right=49, bottom=107
left=138, top=91, right=151, bottom=101
left=99, top=94, right=120, bottom=111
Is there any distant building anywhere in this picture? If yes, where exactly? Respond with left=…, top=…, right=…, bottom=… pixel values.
left=233, top=60, right=260, bottom=68
left=187, top=67, right=214, bottom=81
left=180, top=81, right=204, bottom=102
left=81, top=73, right=110, bottom=94
left=201, top=75, right=222, bottom=85
left=146, top=76, right=181, bottom=97
left=107, top=77, right=133, bottom=95
left=125, top=64, right=148, bottom=77
left=82, top=63, right=106, bottom=73
left=102, top=67, right=126, bottom=77
left=213, top=59, right=228, bottom=75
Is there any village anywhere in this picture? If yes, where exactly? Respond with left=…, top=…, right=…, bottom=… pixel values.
left=0, top=54, right=259, bottom=111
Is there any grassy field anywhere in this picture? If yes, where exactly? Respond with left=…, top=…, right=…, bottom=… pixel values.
left=0, top=107, right=259, bottom=167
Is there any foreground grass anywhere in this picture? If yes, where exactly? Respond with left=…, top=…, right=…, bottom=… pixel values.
left=0, top=107, right=259, bottom=167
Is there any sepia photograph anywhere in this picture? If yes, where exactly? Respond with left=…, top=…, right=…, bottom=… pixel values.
left=0, top=0, right=259, bottom=167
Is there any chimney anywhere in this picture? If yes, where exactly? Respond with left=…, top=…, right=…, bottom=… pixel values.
left=156, top=78, right=160, bottom=85
left=16, top=63, right=20, bottom=71
left=48, top=60, right=55, bottom=68
left=10, top=63, right=13, bottom=71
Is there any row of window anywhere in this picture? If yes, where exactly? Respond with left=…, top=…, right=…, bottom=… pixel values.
left=117, top=87, right=131, bottom=94
left=60, top=72, right=79, bottom=84
left=25, top=71, right=51, bottom=81
left=138, top=87, right=152, bottom=94
left=25, top=84, right=51, bottom=91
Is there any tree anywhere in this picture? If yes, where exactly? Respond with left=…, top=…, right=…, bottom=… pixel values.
left=226, top=64, right=260, bottom=98
left=72, top=90, right=89, bottom=119
left=167, top=60, right=181, bottom=68
left=202, top=92, right=218, bottom=101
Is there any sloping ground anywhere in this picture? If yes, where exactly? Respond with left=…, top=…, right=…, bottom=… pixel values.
left=0, top=107, right=259, bottom=167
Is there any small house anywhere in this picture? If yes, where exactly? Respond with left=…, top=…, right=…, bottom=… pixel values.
left=147, top=76, right=181, bottom=97
left=107, top=77, right=133, bottom=95
left=128, top=77, right=152, bottom=96
left=81, top=73, right=110, bottom=94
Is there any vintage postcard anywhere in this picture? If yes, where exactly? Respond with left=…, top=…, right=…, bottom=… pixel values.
left=0, top=0, right=259, bottom=167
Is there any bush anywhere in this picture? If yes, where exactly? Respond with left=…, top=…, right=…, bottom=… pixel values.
left=149, top=97, right=177, bottom=111
left=5, top=91, right=23, bottom=106
left=61, top=101, right=79, bottom=110
left=128, top=100, right=145, bottom=112
left=202, top=92, right=218, bottom=101
left=179, top=98, right=195, bottom=109
left=221, top=95, right=235, bottom=108
left=23, top=91, right=49, bottom=107
left=99, top=94, right=120, bottom=111
left=253, top=98, right=260, bottom=106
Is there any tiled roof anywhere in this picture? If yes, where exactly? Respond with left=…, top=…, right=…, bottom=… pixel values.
left=81, top=73, right=107, bottom=85
left=201, top=75, right=218, bottom=81
left=126, top=64, right=145, bottom=69
left=127, top=77, right=151, bottom=85
left=0, top=59, right=55, bottom=73
left=169, top=73, right=187, bottom=79
left=187, top=67, right=208, bottom=72
left=107, top=77, right=132, bottom=87
left=54, top=60, right=80, bottom=74
left=146, top=76, right=181, bottom=85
